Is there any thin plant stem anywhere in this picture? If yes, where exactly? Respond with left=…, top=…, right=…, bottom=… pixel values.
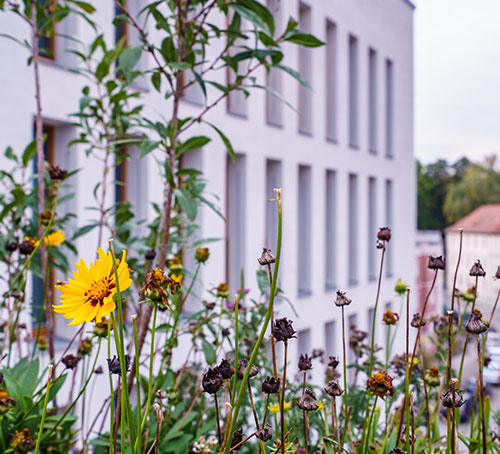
left=409, top=393, right=415, bottom=454
left=214, top=392, right=222, bottom=446
left=222, top=189, right=282, bottom=454
left=230, top=294, right=239, bottom=409
left=108, top=320, right=115, bottom=454
left=132, top=314, right=142, bottom=454
left=339, top=305, right=349, bottom=451
left=281, top=341, right=288, bottom=454
left=34, top=364, right=53, bottom=454
left=305, top=411, right=310, bottom=453
left=267, top=262, right=279, bottom=379
left=418, top=343, right=432, bottom=454
left=247, top=381, right=260, bottom=430
left=362, top=395, right=378, bottom=454
left=476, top=335, right=487, bottom=454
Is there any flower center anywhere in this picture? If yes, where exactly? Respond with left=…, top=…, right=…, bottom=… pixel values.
left=85, top=277, right=116, bottom=306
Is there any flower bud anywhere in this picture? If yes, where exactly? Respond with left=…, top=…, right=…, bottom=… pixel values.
left=107, top=354, right=130, bottom=375
left=261, top=376, right=280, bottom=394
left=395, top=278, right=408, bottom=295
left=37, top=336, right=48, bottom=351
left=257, top=248, right=275, bottom=266
left=93, top=319, right=109, bottom=338
left=466, top=308, right=489, bottom=335
left=216, top=358, right=234, bottom=380
left=377, top=227, right=392, bottom=242
left=9, top=428, right=34, bottom=453
left=201, top=368, right=223, bottom=394
left=255, top=424, right=273, bottom=442
left=216, top=283, right=229, bottom=299
left=428, top=255, right=446, bottom=270
left=144, top=250, right=156, bottom=261
left=469, top=260, right=486, bottom=277
left=389, top=449, right=407, bottom=454
left=78, top=337, right=92, bottom=356
left=237, top=359, right=259, bottom=379
left=0, top=389, right=16, bottom=415
left=62, top=354, right=80, bottom=370
left=18, top=239, right=35, bottom=255
left=424, top=367, right=441, bottom=388
left=334, top=290, right=351, bottom=307
left=232, top=428, right=244, bottom=450
left=297, top=388, right=319, bottom=411
left=195, top=247, right=210, bottom=263
left=383, top=310, right=399, bottom=325
left=272, top=317, right=296, bottom=342
left=495, top=265, right=500, bottom=280
left=298, top=354, right=312, bottom=371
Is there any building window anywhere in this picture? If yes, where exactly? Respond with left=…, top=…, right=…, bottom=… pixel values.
left=265, top=160, right=282, bottom=251
left=325, top=320, right=337, bottom=358
left=385, top=179, right=393, bottom=277
left=325, top=170, right=337, bottom=290
left=325, top=20, right=337, bottom=142
left=367, top=307, right=375, bottom=340
left=298, top=328, right=311, bottom=356
left=226, top=154, right=247, bottom=294
left=348, top=34, right=359, bottom=148
left=38, top=0, right=57, bottom=60
left=348, top=174, right=358, bottom=286
left=368, top=177, right=377, bottom=281
left=226, top=16, right=247, bottom=118
left=385, top=59, right=394, bottom=158
left=368, top=48, right=377, bottom=153
left=114, top=1, right=129, bottom=46
left=115, top=149, right=128, bottom=206
left=298, top=165, right=312, bottom=297
left=266, top=0, right=283, bottom=127
left=298, top=2, right=312, bottom=135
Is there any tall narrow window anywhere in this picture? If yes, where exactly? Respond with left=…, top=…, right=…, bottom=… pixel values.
left=298, top=3, right=312, bottom=135
left=367, top=307, right=375, bottom=340
left=348, top=174, right=358, bottom=286
left=348, top=35, right=359, bottom=148
left=325, top=20, right=337, bottom=142
left=226, top=154, right=247, bottom=294
left=368, top=177, right=377, bottom=280
left=265, top=160, right=282, bottom=250
left=368, top=49, right=377, bottom=153
left=227, top=17, right=247, bottom=117
left=385, top=59, right=394, bottom=157
left=115, top=149, right=128, bottom=207
left=385, top=179, right=393, bottom=277
left=325, top=170, right=337, bottom=290
left=325, top=321, right=337, bottom=358
left=298, top=329, right=311, bottom=355
left=38, top=0, right=57, bottom=59
left=347, top=314, right=358, bottom=381
left=298, top=165, right=312, bottom=296
left=114, top=1, right=129, bottom=46
left=266, top=0, right=283, bottom=126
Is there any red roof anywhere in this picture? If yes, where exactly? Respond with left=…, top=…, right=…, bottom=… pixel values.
left=446, top=204, right=500, bottom=234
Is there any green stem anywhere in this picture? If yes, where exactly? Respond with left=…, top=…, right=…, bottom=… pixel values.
left=108, top=320, right=114, bottom=454
left=132, top=315, right=141, bottom=454
left=362, top=395, right=378, bottom=454
left=34, top=364, right=53, bottom=454
left=339, top=306, right=349, bottom=451
left=32, top=246, right=51, bottom=360
left=222, top=190, right=282, bottom=454
left=230, top=295, right=239, bottom=409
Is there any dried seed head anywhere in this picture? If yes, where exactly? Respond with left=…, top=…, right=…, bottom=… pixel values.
left=334, top=290, right=351, bottom=307
left=390, top=353, right=407, bottom=376
left=297, top=388, right=319, bottom=411
left=311, top=348, right=324, bottom=359
left=469, top=260, right=486, bottom=277
left=366, top=371, right=394, bottom=399
left=258, top=247, right=276, bottom=266
left=272, top=317, right=296, bottom=342
left=204, top=301, right=216, bottom=311
left=195, top=247, right=210, bottom=263
left=324, top=379, right=343, bottom=397
left=106, top=355, right=130, bottom=375
left=327, top=356, right=340, bottom=369
left=144, top=250, right=156, bottom=261
left=9, top=428, right=34, bottom=453
left=382, top=310, right=399, bottom=325
left=261, top=376, right=280, bottom=394
left=466, top=308, right=489, bottom=335
left=428, top=255, right=446, bottom=270
left=216, top=358, right=234, bottom=380
left=377, top=227, right=392, bottom=242
left=298, top=354, right=312, bottom=371
left=255, top=424, right=273, bottom=442
left=48, top=164, right=68, bottom=181
left=201, top=368, right=223, bottom=394
left=18, top=239, right=35, bottom=255
left=78, top=337, right=92, bottom=356
left=94, top=366, right=103, bottom=375
left=231, top=428, right=244, bottom=450
left=410, top=313, right=426, bottom=328
left=441, top=383, right=465, bottom=408
left=222, top=327, right=231, bottom=337
left=62, top=354, right=80, bottom=370
left=5, top=241, right=17, bottom=253
left=495, top=266, right=500, bottom=280
left=237, top=359, right=259, bottom=379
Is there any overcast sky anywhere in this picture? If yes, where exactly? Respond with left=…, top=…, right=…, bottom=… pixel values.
left=414, top=0, right=500, bottom=164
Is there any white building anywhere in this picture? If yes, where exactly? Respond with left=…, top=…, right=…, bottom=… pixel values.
left=0, top=0, right=415, bottom=382
left=445, top=205, right=500, bottom=328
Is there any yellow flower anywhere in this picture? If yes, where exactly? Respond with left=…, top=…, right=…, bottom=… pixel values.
left=44, top=229, right=65, bottom=246
left=269, top=401, right=292, bottom=413
left=53, top=248, right=132, bottom=326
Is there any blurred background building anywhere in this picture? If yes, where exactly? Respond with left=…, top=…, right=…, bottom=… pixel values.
left=0, top=0, right=416, bottom=378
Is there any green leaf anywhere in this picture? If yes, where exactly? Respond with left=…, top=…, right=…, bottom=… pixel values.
left=22, top=139, right=37, bottom=167
left=118, top=46, right=142, bottom=81
left=228, top=1, right=273, bottom=34
left=250, top=83, right=297, bottom=112
left=73, top=1, right=96, bottom=13
left=72, top=223, right=98, bottom=240
left=178, top=136, right=210, bottom=156
left=285, top=31, right=324, bottom=47
left=151, top=71, right=161, bottom=92
left=20, top=358, right=40, bottom=395
left=204, top=122, right=235, bottom=163
left=277, top=64, right=312, bottom=90
left=4, top=146, right=17, bottom=162
left=175, top=188, right=197, bottom=219
left=201, top=338, right=216, bottom=365
left=140, top=139, right=161, bottom=158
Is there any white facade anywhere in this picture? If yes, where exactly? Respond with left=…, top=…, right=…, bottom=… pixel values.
left=0, top=0, right=415, bottom=381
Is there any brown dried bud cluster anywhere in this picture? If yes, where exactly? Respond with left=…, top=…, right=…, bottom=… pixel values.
left=297, top=388, right=319, bottom=411
left=62, top=354, right=80, bottom=370
left=298, top=354, right=312, bottom=371
left=261, top=376, right=280, bottom=394
left=232, top=428, right=244, bottom=451
left=324, top=379, right=343, bottom=397
left=428, top=255, right=446, bottom=270
left=469, top=260, right=486, bottom=277
left=328, top=356, right=340, bottom=369
left=142, top=268, right=180, bottom=307
left=18, top=239, right=35, bottom=255
left=334, top=290, right=351, bottom=307
left=255, top=424, right=273, bottom=442
left=377, top=227, right=392, bottom=242
left=48, top=164, right=68, bottom=181
left=466, top=308, right=489, bottom=335
left=272, top=318, right=296, bottom=342
left=215, top=358, right=234, bottom=380
left=441, top=380, right=464, bottom=408
left=201, top=368, right=223, bottom=394
left=383, top=310, right=399, bottom=325
left=410, top=313, right=426, bottom=328
left=107, top=355, right=130, bottom=375
left=144, top=250, right=156, bottom=261
left=237, top=359, right=259, bottom=379
left=5, top=241, right=17, bottom=253
left=257, top=247, right=276, bottom=266
left=389, top=449, right=407, bottom=454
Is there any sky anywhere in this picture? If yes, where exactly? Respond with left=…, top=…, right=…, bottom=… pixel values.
left=414, top=0, right=500, bottom=164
